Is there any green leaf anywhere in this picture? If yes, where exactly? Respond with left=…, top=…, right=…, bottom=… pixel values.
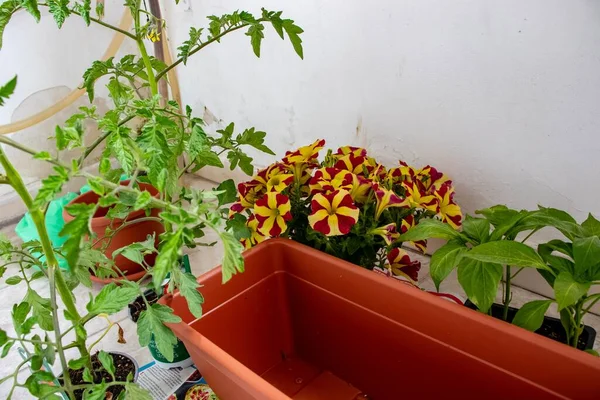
left=82, top=366, right=94, bottom=383
left=461, top=215, right=490, bottom=244
left=192, top=149, right=224, bottom=170
left=174, top=270, right=204, bottom=318
left=20, top=0, right=40, bottom=21
left=137, top=304, right=181, bottom=361
left=134, top=190, right=152, bottom=210
left=5, top=275, right=22, bottom=285
left=188, top=124, right=207, bottom=160
left=282, top=19, right=304, bottom=59
left=82, top=58, right=113, bottom=102
left=47, top=0, right=70, bottom=28
left=476, top=205, right=521, bottom=227
left=95, top=1, right=103, bottom=18
left=554, top=272, right=590, bottom=311
left=227, top=149, right=254, bottom=176
left=12, top=302, right=30, bottom=335
left=236, top=127, right=275, bottom=155
left=152, top=230, right=183, bottom=289
left=124, top=383, right=153, bottom=400
left=513, top=300, right=553, bottom=331
left=2, top=341, right=14, bottom=358
left=538, top=240, right=574, bottom=276
left=87, top=282, right=140, bottom=314
left=107, top=76, right=133, bottom=107
left=220, top=231, right=245, bottom=283
left=25, top=289, right=53, bottom=331
left=582, top=213, right=600, bottom=237
left=430, top=243, right=468, bottom=290
left=215, top=179, right=237, bottom=206
left=137, top=119, right=173, bottom=189
left=572, top=236, right=600, bottom=278
left=246, top=23, right=264, bottom=57
left=517, top=207, right=583, bottom=240
left=33, top=151, right=52, bottom=161
left=60, top=203, right=96, bottom=269
left=226, top=213, right=250, bottom=241
left=177, top=27, right=203, bottom=65
left=84, top=381, right=108, bottom=400
left=464, top=241, right=548, bottom=270
left=398, top=218, right=463, bottom=242
left=0, top=329, right=6, bottom=346
left=33, top=166, right=70, bottom=208
left=457, top=258, right=502, bottom=314
left=108, top=127, right=136, bottom=174
left=585, top=349, right=600, bottom=357
left=98, top=350, right=115, bottom=378
left=68, top=357, right=88, bottom=370
left=0, top=2, right=20, bottom=51
left=55, top=123, right=84, bottom=150
left=75, top=0, right=91, bottom=25
left=489, top=210, right=530, bottom=241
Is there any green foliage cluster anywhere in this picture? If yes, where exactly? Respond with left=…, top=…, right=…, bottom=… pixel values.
left=403, top=205, right=600, bottom=353
left=0, top=0, right=303, bottom=398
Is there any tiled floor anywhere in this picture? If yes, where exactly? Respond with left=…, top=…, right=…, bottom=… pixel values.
left=1, top=175, right=599, bottom=398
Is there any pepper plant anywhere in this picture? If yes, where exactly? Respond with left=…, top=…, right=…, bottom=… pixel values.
left=0, top=1, right=303, bottom=398
left=399, top=205, right=578, bottom=318
left=512, top=212, right=600, bottom=352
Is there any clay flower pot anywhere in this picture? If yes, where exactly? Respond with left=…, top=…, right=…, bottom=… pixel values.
left=161, top=239, right=600, bottom=400
left=63, top=180, right=164, bottom=283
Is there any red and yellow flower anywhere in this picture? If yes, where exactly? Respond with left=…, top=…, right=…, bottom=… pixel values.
left=254, top=192, right=293, bottom=236
left=283, top=139, right=325, bottom=166
left=386, top=248, right=421, bottom=282
left=370, top=223, right=399, bottom=245
left=334, top=146, right=368, bottom=158
left=400, top=214, right=427, bottom=253
left=349, top=173, right=372, bottom=203
left=308, top=167, right=353, bottom=195
left=373, top=183, right=410, bottom=220
left=308, top=189, right=359, bottom=236
left=417, top=165, right=451, bottom=192
left=388, top=161, right=417, bottom=185
left=240, top=215, right=268, bottom=249
left=434, top=183, right=462, bottom=229
left=334, top=153, right=369, bottom=175
left=403, top=182, right=438, bottom=211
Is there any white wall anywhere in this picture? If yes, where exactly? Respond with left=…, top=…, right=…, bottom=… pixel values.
left=2, top=0, right=600, bottom=295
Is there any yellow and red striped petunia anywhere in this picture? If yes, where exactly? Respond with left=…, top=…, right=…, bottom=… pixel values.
left=308, top=167, right=353, bottom=195
left=370, top=223, right=400, bottom=245
left=334, top=146, right=368, bottom=158
left=308, top=189, right=359, bottom=236
left=403, top=181, right=438, bottom=212
left=233, top=181, right=264, bottom=210
left=416, top=165, right=451, bottom=192
left=254, top=192, right=293, bottom=236
left=349, top=173, right=372, bottom=203
left=373, top=183, right=410, bottom=220
left=240, top=215, right=268, bottom=249
left=367, top=162, right=387, bottom=182
left=388, top=161, right=417, bottom=185
left=334, top=153, right=369, bottom=175
left=400, top=215, right=427, bottom=253
left=386, top=248, right=421, bottom=282
left=253, top=164, right=293, bottom=191
left=282, top=139, right=325, bottom=165
left=434, top=183, right=462, bottom=229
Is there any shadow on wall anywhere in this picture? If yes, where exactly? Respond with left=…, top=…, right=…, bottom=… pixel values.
left=1, top=86, right=109, bottom=179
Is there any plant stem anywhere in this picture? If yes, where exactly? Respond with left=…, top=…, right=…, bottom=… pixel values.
left=155, top=22, right=263, bottom=82
left=37, top=3, right=137, bottom=40
left=133, top=5, right=159, bottom=97
left=503, top=265, right=511, bottom=321
left=0, top=148, right=78, bottom=398
left=572, top=300, right=584, bottom=347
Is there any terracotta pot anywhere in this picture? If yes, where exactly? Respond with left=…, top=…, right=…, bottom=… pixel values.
left=161, top=239, right=600, bottom=400
left=63, top=181, right=164, bottom=280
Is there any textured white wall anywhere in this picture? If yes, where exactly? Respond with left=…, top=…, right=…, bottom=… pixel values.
left=2, top=1, right=600, bottom=296
left=164, top=0, right=600, bottom=225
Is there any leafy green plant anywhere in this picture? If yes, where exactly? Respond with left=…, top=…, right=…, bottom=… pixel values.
left=400, top=205, right=568, bottom=319
left=513, top=213, right=600, bottom=352
left=0, top=1, right=303, bottom=398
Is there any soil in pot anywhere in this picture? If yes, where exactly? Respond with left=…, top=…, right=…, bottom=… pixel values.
left=464, top=300, right=597, bottom=350
left=63, top=352, right=136, bottom=399
left=128, top=289, right=160, bottom=323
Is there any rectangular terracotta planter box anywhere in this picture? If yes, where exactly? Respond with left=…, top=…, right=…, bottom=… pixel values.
left=161, top=239, right=600, bottom=399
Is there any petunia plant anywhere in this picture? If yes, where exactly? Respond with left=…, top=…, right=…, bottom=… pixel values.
left=228, top=140, right=462, bottom=284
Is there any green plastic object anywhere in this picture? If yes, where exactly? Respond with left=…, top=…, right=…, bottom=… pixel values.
left=15, top=192, right=78, bottom=270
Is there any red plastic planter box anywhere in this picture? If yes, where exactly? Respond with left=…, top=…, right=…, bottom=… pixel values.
left=161, top=239, right=600, bottom=399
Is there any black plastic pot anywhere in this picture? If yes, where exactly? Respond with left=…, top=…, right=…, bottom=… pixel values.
left=465, top=300, right=597, bottom=350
